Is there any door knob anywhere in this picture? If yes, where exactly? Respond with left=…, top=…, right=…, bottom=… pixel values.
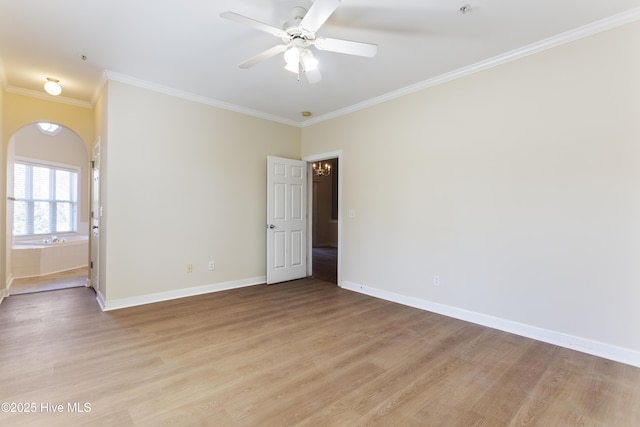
left=268, top=224, right=276, bottom=229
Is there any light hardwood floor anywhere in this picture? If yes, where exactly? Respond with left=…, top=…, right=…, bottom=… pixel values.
left=9, top=268, right=88, bottom=295
left=1, top=279, right=639, bottom=426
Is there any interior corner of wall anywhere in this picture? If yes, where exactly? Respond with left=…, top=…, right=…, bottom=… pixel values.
left=95, top=289, right=106, bottom=311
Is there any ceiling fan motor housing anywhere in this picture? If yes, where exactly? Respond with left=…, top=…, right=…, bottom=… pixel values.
left=282, top=7, right=314, bottom=44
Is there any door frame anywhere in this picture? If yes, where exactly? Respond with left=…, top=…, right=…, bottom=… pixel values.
left=303, top=150, right=342, bottom=287
left=90, top=138, right=101, bottom=293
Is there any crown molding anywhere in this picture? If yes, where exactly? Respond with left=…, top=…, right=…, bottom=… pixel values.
left=91, top=71, right=109, bottom=105
left=104, top=71, right=301, bottom=127
left=302, top=7, right=640, bottom=127
left=5, top=85, right=93, bottom=109
left=0, top=57, right=7, bottom=90
left=4, top=7, right=638, bottom=127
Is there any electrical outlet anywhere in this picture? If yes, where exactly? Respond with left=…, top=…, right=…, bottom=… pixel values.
left=208, top=260, right=215, bottom=271
left=433, top=275, right=440, bottom=287
left=186, top=264, right=193, bottom=273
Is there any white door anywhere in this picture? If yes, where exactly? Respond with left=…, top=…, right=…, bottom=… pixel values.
left=90, top=140, right=100, bottom=291
left=267, top=156, right=307, bottom=284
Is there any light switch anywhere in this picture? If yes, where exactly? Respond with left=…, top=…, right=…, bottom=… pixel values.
left=348, top=209, right=356, bottom=219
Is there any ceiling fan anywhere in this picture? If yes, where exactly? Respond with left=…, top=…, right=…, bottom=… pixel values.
left=220, top=0, right=378, bottom=83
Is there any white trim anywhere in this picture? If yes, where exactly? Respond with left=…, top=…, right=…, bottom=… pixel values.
left=342, top=281, right=640, bottom=368
left=5, top=85, right=93, bottom=109
left=302, top=7, right=640, bottom=127
left=15, top=156, right=81, bottom=174
left=0, top=56, right=7, bottom=90
left=105, top=71, right=300, bottom=127
left=97, top=276, right=265, bottom=311
left=95, top=289, right=106, bottom=310
left=0, top=275, right=12, bottom=304
left=303, top=150, right=342, bottom=163
left=91, top=71, right=108, bottom=106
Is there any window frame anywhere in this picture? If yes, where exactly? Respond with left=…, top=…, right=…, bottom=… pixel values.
left=13, top=157, right=80, bottom=237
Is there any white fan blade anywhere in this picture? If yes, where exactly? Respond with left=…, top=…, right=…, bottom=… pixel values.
left=315, top=37, right=378, bottom=58
left=300, top=0, right=341, bottom=33
left=305, top=67, right=322, bottom=84
left=239, top=44, right=288, bottom=69
left=220, top=11, right=285, bottom=38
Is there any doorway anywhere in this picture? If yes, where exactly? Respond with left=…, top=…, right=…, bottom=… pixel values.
left=310, top=157, right=338, bottom=284
left=6, top=123, right=90, bottom=295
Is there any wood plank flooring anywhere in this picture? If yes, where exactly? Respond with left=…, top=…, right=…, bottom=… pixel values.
left=9, top=268, right=88, bottom=295
left=1, top=279, right=639, bottom=426
left=312, top=247, right=337, bottom=284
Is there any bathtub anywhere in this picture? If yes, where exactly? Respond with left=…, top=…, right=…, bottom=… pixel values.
left=12, top=235, right=89, bottom=278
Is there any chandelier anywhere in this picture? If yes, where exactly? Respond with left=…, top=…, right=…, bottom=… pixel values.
left=312, top=161, right=331, bottom=176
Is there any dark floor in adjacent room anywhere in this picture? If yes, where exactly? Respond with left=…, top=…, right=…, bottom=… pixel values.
left=312, top=246, right=337, bottom=284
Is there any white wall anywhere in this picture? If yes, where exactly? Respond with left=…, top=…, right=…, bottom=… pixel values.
left=102, top=81, right=300, bottom=303
left=302, top=21, right=640, bottom=361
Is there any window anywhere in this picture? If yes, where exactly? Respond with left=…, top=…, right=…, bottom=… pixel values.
left=37, top=122, right=62, bottom=136
left=13, top=161, right=78, bottom=236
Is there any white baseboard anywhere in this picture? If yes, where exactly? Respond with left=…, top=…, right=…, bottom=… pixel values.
left=98, top=276, right=266, bottom=311
left=95, top=289, right=106, bottom=310
left=341, top=281, right=640, bottom=368
left=0, top=276, right=13, bottom=305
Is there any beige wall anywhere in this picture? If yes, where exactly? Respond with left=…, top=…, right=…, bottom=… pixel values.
left=2, top=93, right=93, bottom=149
left=102, top=81, right=300, bottom=301
left=302, top=21, right=640, bottom=353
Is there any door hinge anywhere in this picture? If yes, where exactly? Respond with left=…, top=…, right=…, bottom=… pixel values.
left=91, top=160, right=95, bottom=168
left=90, top=261, right=94, bottom=269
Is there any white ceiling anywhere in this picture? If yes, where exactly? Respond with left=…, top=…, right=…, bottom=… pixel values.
left=1, top=0, right=639, bottom=126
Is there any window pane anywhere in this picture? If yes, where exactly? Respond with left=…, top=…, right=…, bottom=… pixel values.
left=33, top=201, right=50, bottom=234
left=70, top=172, right=78, bottom=202
left=13, top=162, right=78, bottom=236
left=13, top=201, right=27, bottom=236
left=56, top=202, right=73, bottom=232
left=56, top=170, right=71, bottom=200
left=14, top=164, right=26, bottom=199
left=32, top=166, right=50, bottom=199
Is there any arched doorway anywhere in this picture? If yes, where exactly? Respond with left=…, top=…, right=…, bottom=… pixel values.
left=6, top=122, right=90, bottom=294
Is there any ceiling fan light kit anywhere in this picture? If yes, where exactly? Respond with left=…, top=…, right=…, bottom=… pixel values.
left=220, top=0, right=377, bottom=84
left=284, top=44, right=302, bottom=71
left=300, top=50, right=319, bottom=71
